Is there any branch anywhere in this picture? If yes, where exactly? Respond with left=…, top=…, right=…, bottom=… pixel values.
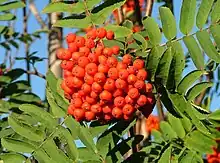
left=145, top=0, right=154, bottom=17
left=29, top=1, right=47, bottom=29
left=134, top=0, right=143, bottom=26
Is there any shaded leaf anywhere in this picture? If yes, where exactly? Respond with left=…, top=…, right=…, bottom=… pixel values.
left=78, top=147, right=100, bottom=162
left=180, top=151, right=203, bottom=163
left=167, top=42, right=185, bottom=90
left=132, top=33, right=147, bottom=50
left=159, top=7, right=176, bottom=40
left=186, top=82, right=213, bottom=101
left=177, top=70, right=204, bottom=95
left=155, top=47, right=173, bottom=85
left=0, top=128, right=14, bottom=138
left=183, top=36, right=204, bottom=69
left=147, top=46, right=165, bottom=81
left=179, top=0, right=196, bottom=34
left=180, top=115, right=192, bottom=133
left=209, top=109, right=220, bottom=120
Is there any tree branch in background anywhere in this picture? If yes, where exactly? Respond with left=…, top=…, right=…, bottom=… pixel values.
left=29, top=1, right=47, bottom=29
left=134, top=0, right=143, bottom=26
left=117, top=7, right=124, bottom=25
left=156, top=96, right=165, bottom=121
left=22, top=0, right=31, bottom=86
left=145, top=0, right=154, bottom=16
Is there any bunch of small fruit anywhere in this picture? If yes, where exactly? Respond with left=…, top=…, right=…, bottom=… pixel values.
left=57, top=27, right=154, bottom=123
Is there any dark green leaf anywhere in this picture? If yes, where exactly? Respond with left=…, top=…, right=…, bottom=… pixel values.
left=155, top=47, right=173, bottom=85
left=168, top=113, right=186, bottom=138
left=97, top=133, right=113, bottom=157
left=210, top=24, right=220, bottom=50
left=2, top=138, right=35, bottom=153
left=147, top=46, right=165, bottom=81
left=103, top=40, right=124, bottom=49
left=183, top=36, right=204, bottom=69
left=211, top=0, right=220, bottom=23
left=196, top=30, right=220, bottom=63
left=0, top=100, right=10, bottom=113
left=143, top=17, right=162, bottom=45
left=179, top=0, right=196, bottom=34
left=186, top=82, right=213, bottom=101
left=196, top=0, right=214, bottom=29
left=180, top=151, right=203, bottom=163
left=177, top=70, right=204, bottom=95
left=122, top=20, right=133, bottom=29
left=159, top=7, right=177, bottom=40
left=167, top=42, right=185, bottom=90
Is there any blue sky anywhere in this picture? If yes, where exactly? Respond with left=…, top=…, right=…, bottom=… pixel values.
left=0, top=0, right=219, bottom=112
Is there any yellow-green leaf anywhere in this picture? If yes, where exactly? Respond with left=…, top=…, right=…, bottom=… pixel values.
left=159, top=7, right=177, bottom=40
left=196, top=30, right=220, bottom=63
left=196, top=0, right=214, bottom=29
left=210, top=24, right=220, bottom=50
left=183, top=36, right=204, bottom=69
left=211, top=0, right=220, bottom=23
left=180, top=0, right=196, bottom=34
left=143, top=17, right=162, bottom=45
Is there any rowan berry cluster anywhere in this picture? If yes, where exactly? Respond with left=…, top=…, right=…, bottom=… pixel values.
left=207, top=146, right=220, bottom=163
left=57, top=27, right=154, bottom=123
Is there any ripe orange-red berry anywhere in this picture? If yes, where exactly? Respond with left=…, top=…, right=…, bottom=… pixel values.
left=79, top=47, right=90, bottom=56
left=85, top=39, right=95, bottom=48
left=91, top=104, right=102, bottom=114
left=102, top=105, right=112, bottom=114
left=66, top=33, right=76, bottom=43
left=116, top=62, right=127, bottom=70
left=119, top=69, right=129, bottom=80
left=73, top=109, right=85, bottom=121
left=104, top=78, right=115, bottom=92
left=106, top=30, right=114, bottom=40
left=100, top=90, right=112, bottom=101
left=85, top=111, right=96, bottom=121
left=60, top=60, right=74, bottom=71
left=92, top=82, right=103, bottom=93
left=137, top=69, right=147, bottom=80
left=85, top=63, right=98, bottom=75
left=115, top=79, right=127, bottom=89
left=88, top=53, right=98, bottom=63
left=127, top=74, right=137, bottom=84
left=108, top=68, right=118, bottom=80
left=84, top=74, right=94, bottom=85
left=81, top=83, right=91, bottom=95
left=82, top=102, right=91, bottom=111
left=114, top=96, right=125, bottom=107
left=112, top=45, right=120, bottom=55
left=145, top=83, right=153, bottom=92
left=122, top=54, right=132, bottom=65
left=123, top=104, right=135, bottom=115
left=96, top=28, right=107, bottom=38
left=113, top=89, right=124, bottom=97
left=75, top=36, right=85, bottom=47
left=103, top=47, right=113, bottom=57
left=128, top=88, right=139, bottom=99
left=78, top=56, right=90, bottom=68
left=133, top=59, right=144, bottom=69
left=137, top=95, right=147, bottom=106
left=72, top=66, right=85, bottom=78
left=71, top=97, right=83, bottom=108
left=112, top=107, right=123, bottom=119
left=86, top=29, right=97, bottom=40
left=107, top=56, right=118, bottom=68
left=98, top=64, right=109, bottom=73
left=134, top=80, right=145, bottom=90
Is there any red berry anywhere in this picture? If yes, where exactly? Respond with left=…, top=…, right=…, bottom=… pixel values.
left=81, top=83, right=91, bottom=95
left=127, top=66, right=137, bottom=74
left=75, top=36, right=85, bottom=47
left=118, top=69, right=129, bottom=80
left=127, top=74, right=137, bottom=84
left=145, top=83, right=153, bottom=92
left=92, top=82, right=103, bottom=93
left=112, top=107, right=123, bottom=119
left=122, top=54, right=132, bottom=65
left=85, top=96, right=96, bottom=104
left=61, top=80, right=74, bottom=95
left=56, top=48, right=65, bottom=60
left=85, top=63, right=98, bottom=76
left=96, top=28, right=107, bottom=38
left=114, top=96, right=125, bottom=107
left=72, top=66, right=85, bottom=78
left=72, top=52, right=84, bottom=63
left=67, top=105, right=75, bottom=115
left=100, top=90, right=112, bottom=101
left=104, top=78, right=115, bottom=92
left=123, top=104, right=135, bottom=115
left=98, top=64, right=109, bottom=73
left=73, top=109, right=85, bottom=121
left=113, top=89, right=124, bottom=97
left=79, top=47, right=90, bottom=56
left=84, top=74, right=94, bottom=85
left=112, top=46, right=120, bottom=55
left=82, top=102, right=91, bottom=111
left=94, top=72, right=106, bottom=83
left=95, top=46, right=103, bottom=56
left=137, top=95, right=147, bottom=106
left=116, top=62, right=127, bottom=70
left=68, top=42, right=79, bottom=53
left=102, top=105, right=112, bottom=114
left=60, top=60, right=74, bottom=71
left=128, top=88, right=139, bottom=99
left=91, top=104, right=102, bottom=115
left=88, top=53, right=99, bottom=63
left=104, top=114, right=113, bottom=121
left=66, top=33, right=76, bottom=43
left=85, top=111, right=96, bottom=121
left=71, top=97, right=83, bottom=108
left=103, top=47, right=113, bottom=57
left=107, top=56, right=118, bottom=68
left=85, top=39, right=95, bottom=48
left=106, top=30, right=114, bottom=40
left=137, top=69, right=147, bottom=80
left=78, top=56, right=90, bottom=68
left=98, top=55, right=108, bottom=64
left=125, top=95, right=134, bottom=104
left=115, top=79, right=127, bottom=89
left=108, top=68, right=118, bottom=80
left=133, top=59, right=144, bottom=70
left=86, top=29, right=97, bottom=40
left=134, top=80, right=145, bottom=90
